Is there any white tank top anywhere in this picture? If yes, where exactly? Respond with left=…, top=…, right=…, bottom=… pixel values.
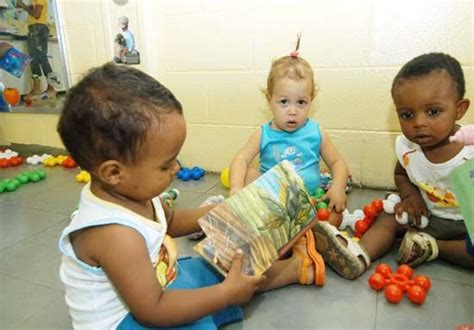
left=58, top=184, right=167, bottom=329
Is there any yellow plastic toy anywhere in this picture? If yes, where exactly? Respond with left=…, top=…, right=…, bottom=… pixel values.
left=75, top=170, right=91, bottom=183
left=220, top=167, right=230, bottom=189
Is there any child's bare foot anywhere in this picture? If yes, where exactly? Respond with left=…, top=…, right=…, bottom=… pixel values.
left=292, top=230, right=325, bottom=286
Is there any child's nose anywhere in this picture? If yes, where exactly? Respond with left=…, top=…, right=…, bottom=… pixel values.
left=413, top=114, right=427, bottom=127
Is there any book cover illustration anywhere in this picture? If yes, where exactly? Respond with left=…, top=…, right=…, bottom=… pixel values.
left=194, top=160, right=316, bottom=276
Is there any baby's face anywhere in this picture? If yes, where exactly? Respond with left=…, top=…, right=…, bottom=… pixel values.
left=117, top=112, right=186, bottom=202
left=392, top=70, right=463, bottom=151
left=268, top=77, right=313, bottom=132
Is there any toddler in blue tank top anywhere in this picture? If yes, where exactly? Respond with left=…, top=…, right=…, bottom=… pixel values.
left=229, top=35, right=349, bottom=227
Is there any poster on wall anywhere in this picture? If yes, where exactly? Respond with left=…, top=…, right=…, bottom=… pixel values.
left=0, top=0, right=57, bottom=37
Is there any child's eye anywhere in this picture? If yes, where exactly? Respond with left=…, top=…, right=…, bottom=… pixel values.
left=279, top=99, right=288, bottom=105
left=399, top=111, right=414, bottom=120
left=297, top=100, right=307, bottom=106
left=427, top=108, right=441, bottom=116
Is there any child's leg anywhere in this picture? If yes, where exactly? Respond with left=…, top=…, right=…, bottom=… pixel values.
left=436, top=240, right=474, bottom=268
left=359, top=212, right=402, bottom=261
left=244, top=167, right=260, bottom=185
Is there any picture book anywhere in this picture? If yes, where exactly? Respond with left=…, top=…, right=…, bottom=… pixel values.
left=194, top=160, right=317, bottom=276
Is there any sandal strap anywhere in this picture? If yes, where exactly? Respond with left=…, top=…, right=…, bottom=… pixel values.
left=397, top=230, right=438, bottom=266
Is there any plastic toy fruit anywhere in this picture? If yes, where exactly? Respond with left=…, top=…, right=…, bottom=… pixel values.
left=375, top=263, right=392, bottom=278
left=407, top=285, right=427, bottom=305
left=413, top=275, right=431, bottom=291
left=368, top=272, right=385, bottom=291
left=317, top=208, right=330, bottom=221
left=385, top=284, right=403, bottom=304
left=396, top=264, right=414, bottom=279
left=3, top=87, right=20, bottom=105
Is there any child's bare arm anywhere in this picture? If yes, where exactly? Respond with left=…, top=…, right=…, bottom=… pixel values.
left=229, top=129, right=261, bottom=195
left=94, top=226, right=263, bottom=327
left=165, top=203, right=215, bottom=237
left=394, top=161, right=428, bottom=225
left=319, top=129, right=349, bottom=212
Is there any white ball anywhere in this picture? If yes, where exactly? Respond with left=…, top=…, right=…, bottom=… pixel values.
left=383, top=200, right=396, bottom=214
left=387, top=193, right=401, bottom=204
left=420, top=215, right=429, bottom=228
left=395, top=212, right=408, bottom=225
left=353, top=209, right=364, bottom=219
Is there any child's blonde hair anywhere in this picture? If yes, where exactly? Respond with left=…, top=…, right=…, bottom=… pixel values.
left=263, top=34, right=317, bottom=101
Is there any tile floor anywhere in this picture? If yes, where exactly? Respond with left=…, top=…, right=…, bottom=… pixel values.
left=0, top=165, right=473, bottom=329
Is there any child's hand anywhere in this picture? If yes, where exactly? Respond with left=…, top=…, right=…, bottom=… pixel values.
left=321, top=187, right=347, bottom=213
left=394, top=193, right=428, bottom=227
left=230, top=187, right=242, bottom=196
left=222, top=251, right=265, bottom=305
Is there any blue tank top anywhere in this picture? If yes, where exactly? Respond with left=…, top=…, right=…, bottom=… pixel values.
left=259, top=119, right=321, bottom=194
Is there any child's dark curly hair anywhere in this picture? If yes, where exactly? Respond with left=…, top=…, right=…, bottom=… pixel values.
left=57, top=63, right=183, bottom=172
left=391, top=52, right=465, bottom=100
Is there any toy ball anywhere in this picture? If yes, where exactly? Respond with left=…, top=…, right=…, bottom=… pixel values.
left=3, top=87, right=20, bottom=106
left=220, top=167, right=230, bottom=188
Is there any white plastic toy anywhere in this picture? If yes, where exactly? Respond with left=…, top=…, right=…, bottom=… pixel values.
left=339, top=209, right=365, bottom=231
left=0, top=149, right=19, bottom=159
left=449, top=125, right=474, bottom=145
left=384, top=193, right=428, bottom=228
left=26, top=153, right=51, bottom=165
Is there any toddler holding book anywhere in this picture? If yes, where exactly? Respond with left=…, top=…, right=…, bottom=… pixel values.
left=58, top=63, right=325, bottom=329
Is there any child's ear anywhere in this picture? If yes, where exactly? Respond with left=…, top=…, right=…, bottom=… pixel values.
left=97, top=160, right=124, bottom=185
left=455, top=98, right=470, bottom=120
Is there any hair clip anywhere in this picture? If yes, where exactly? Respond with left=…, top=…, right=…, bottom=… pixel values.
left=290, top=51, right=299, bottom=58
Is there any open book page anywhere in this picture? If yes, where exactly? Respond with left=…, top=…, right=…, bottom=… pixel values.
left=194, top=160, right=316, bottom=276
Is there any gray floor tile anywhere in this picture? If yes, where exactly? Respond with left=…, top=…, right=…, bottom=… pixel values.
left=0, top=204, right=67, bottom=251
left=17, top=296, right=72, bottom=330
left=0, top=274, right=63, bottom=329
left=375, top=279, right=474, bottom=329
left=0, top=220, right=67, bottom=290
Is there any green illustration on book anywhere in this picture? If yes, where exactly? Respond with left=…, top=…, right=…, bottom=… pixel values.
left=194, top=160, right=317, bottom=276
left=449, top=158, right=474, bottom=242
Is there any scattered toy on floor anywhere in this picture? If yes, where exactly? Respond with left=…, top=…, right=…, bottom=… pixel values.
left=176, top=166, right=205, bottom=181
left=26, top=154, right=51, bottom=165
left=220, top=167, right=230, bottom=188
left=368, top=263, right=430, bottom=305
left=0, top=169, right=47, bottom=193
left=75, top=170, right=91, bottom=183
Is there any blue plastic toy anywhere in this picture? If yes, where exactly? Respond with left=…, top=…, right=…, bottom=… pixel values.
left=176, top=166, right=205, bottom=181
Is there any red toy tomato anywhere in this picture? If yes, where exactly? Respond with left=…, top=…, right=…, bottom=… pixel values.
left=368, top=272, right=385, bottom=291
left=407, top=285, right=427, bottom=304
left=375, top=263, right=392, bottom=278
left=3, top=87, right=20, bottom=105
left=62, top=156, right=77, bottom=168
left=363, top=204, right=378, bottom=219
left=371, top=199, right=384, bottom=213
left=355, top=219, right=369, bottom=236
left=396, top=264, right=414, bottom=280
left=385, top=284, right=403, bottom=304
left=413, top=275, right=431, bottom=292
left=0, top=158, right=8, bottom=168
left=317, top=208, right=330, bottom=221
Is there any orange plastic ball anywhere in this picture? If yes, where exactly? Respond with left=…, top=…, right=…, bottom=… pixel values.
left=3, top=88, right=20, bottom=105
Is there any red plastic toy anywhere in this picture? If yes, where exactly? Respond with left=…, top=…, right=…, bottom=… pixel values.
left=368, top=263, right=431, bottom=305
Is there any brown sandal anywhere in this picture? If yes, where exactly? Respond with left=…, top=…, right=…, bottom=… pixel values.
left=397, top=230, right=439, bottom=267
